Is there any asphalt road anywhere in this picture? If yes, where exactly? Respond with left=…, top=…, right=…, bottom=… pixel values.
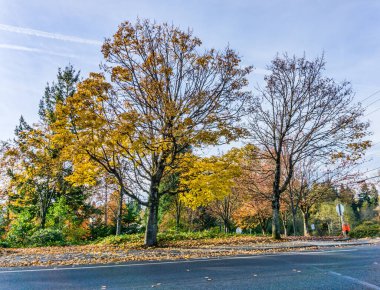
left=0, top=245, right=379, bottom=290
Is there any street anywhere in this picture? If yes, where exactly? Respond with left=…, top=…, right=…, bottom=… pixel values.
left=0, top=245, right=379, bottom=290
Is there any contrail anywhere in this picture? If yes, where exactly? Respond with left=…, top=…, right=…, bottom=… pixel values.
left=0, top=23, right=102, bottom=46
left=0, top=44, right=77, bottom=58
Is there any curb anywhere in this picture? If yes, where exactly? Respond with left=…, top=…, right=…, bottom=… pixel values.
left=207, top=240, right=376, bottom=252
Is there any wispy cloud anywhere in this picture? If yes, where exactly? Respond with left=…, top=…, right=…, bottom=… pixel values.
left=0, top=23, right=102, bottom=46
left=0, top=44, right=77, bottom=58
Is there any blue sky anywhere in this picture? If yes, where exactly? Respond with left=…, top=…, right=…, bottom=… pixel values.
left=0, top=0, right=380, bottom=174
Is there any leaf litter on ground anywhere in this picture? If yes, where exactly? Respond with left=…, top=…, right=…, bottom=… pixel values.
left=0, top=235, right=361, bottom=268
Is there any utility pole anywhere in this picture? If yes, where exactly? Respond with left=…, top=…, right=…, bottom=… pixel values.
left=336, top=204, right=346, bottom=238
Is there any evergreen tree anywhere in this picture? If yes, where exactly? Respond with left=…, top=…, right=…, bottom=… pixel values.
left=3, top=66, right=89, bottom=234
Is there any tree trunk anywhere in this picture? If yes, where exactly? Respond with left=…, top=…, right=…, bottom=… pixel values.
left=144, top=164, right=164, bottom=246
left=145, top=176, right=160, bottom=246
left=40, top=209, right=47, bottom=229
left=258, top=217, right=267, bottom=235
left=175, top=198, right=181, bottom=232
left=175, top=209, right=180, bottom=232
left=116, top=189, right=123, bottom=235
left=289, top=192, right=298, bottom=236
left=327, top=222, right=331, bottom=235
left=302, top=211, right=310, bottom=236
left=104, top=183, right=108, bottom=226
left=145, top=197, right=159, bottom=246
left=272, top=195, right=281, bottom=239
left=272, top=158, right=282, bottom=239
left=292, top=210, right=297, bottom=236
left=40, top=197, right=49, bottom=229
left=224, top=219, right=229, bottom=233
left=281, top=212, right=288, bottom=237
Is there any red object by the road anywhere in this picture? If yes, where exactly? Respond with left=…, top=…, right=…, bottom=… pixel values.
left=342, top=223, right=350, bottom=232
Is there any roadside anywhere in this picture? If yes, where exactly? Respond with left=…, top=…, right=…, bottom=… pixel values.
left=0, top=236, right=378, bottom=268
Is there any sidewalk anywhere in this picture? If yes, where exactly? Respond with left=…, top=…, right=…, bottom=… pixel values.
left=204, top=238, right=379, bottom=252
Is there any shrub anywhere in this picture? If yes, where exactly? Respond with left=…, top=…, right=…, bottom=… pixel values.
left=349, top=221, right=380, bottom=238
left=0, top=241, right=9, bottom=248
left=6, top=210, right=34, bottom=246
left=90, top=224, right=115, bottom=239
left=157, top=230, right=231, bottom=242
left=63, top=222, right=89, bottom=244
left=29, top=228, right=65, bottom=246
left=124, top=223, right=144, bottom=234
left=97, top=230, right=237, bottom=245
left=98, top=233, right=143, bottom=245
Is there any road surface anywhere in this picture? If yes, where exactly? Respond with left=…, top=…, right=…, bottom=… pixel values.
left=0, top=245, right=379, bottom=289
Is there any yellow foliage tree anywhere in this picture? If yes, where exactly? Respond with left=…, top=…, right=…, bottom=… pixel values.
left=180, top=148, right=243, bottom=232
left=181, top=149, right=242, bottom=208
left=53, top=19, right=252, bottom=246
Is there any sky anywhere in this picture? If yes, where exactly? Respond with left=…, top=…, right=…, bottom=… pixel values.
left=0, top=0, right=380, bottom=176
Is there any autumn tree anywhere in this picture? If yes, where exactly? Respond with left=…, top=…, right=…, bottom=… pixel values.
left=248, top=54, right=370, bottom=239
left=233, top=145, right=274, bottom=234
left=179, top=148, right=242, bottom=233
left=54, top=19, right=251, bottom=246
left=233, top=192, right=272, bottom=235
left=0, top=66, right=88, bottom=231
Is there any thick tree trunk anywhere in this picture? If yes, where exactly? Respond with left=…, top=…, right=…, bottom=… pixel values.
left=272, top=158, right=282, bottom=239
left=145, top=198, right=159, bottom=246
left=302, top=211, right=310, bottom=237
left=145, top=176, right=160, bottom=246
left=116, top=189, right=123, bottom=235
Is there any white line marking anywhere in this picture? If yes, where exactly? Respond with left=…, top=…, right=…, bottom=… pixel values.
left=329, top=271, right=380, bottom=290
left=0, top=248, right=362, bottom=274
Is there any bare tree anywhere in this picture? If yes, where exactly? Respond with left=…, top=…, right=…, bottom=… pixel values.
left=248, top=54, right=370, bottom=239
